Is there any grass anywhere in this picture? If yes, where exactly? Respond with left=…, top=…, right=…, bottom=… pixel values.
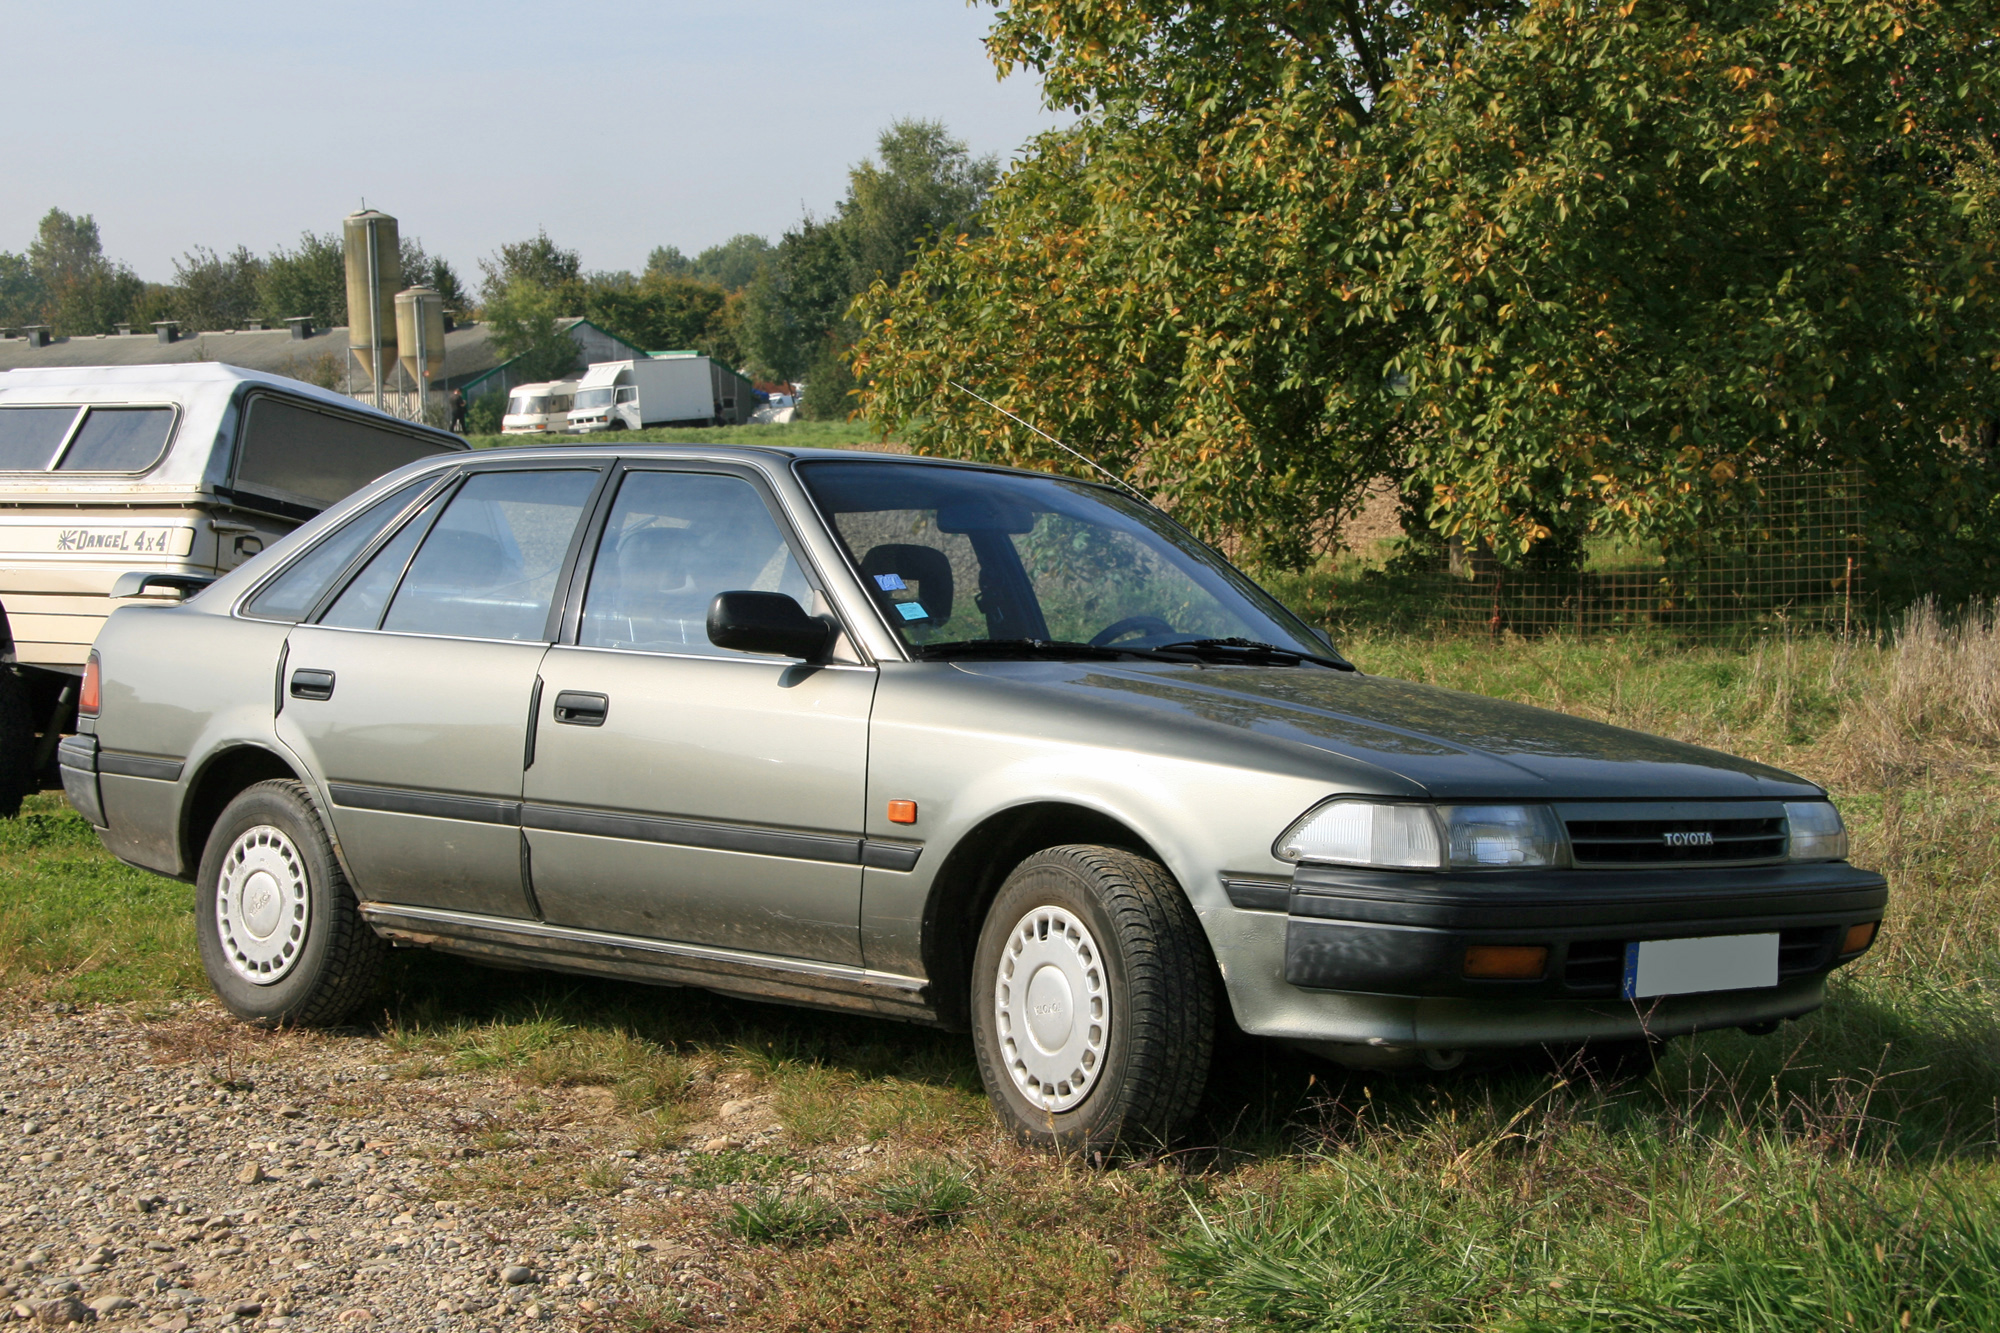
left=8, top=600, right=2000, bottom=1328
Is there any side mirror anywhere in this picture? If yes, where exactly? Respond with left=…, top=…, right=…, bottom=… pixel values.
left=706, top=591, right=833, bottom=660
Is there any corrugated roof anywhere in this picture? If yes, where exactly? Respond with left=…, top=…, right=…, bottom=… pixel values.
left=0, top=322, right=511, bottom=395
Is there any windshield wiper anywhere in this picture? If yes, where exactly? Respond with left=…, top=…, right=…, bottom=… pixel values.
left=913, top=638, right=1197, bottom=663
left=1150, top=637, right=1355, bottom=670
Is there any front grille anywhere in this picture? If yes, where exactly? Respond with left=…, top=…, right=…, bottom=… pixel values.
left=1566, top=815, right=1786, bottom=867
left=1559, top=926, right=1836, bottom=996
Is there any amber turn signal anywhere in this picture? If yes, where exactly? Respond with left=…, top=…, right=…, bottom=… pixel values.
left=79, top=651, right=100, bottom=718
left=1840, top=921, right=1878, bottom=955
left=1463, top=944, right=1548, bottom=980
left=886, top=800, right=918, bottom=825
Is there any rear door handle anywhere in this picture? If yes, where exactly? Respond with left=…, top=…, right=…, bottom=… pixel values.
left=289, top=669, right=335, bottom=701
left=552, top=690, right=608, bottom=726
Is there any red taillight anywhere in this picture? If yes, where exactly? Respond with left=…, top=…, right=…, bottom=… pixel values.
left=79, top=653, right=100, bottom=717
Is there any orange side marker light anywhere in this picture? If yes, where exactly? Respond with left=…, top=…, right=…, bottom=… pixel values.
left=1463, top=944, right=1548, bottom=980
left=1841, top=921, right=1878, bottom=955
left=886, top=800, right=918, bottom=825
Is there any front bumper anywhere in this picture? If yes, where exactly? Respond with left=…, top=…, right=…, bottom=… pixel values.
left=1284, top=860, right=1887, bottom=1001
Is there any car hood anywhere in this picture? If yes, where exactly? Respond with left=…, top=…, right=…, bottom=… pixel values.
left=952, top=661, right=1819, bottom=801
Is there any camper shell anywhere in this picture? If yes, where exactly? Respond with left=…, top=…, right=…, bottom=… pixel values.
left=0, top=363, right=465, bottom=805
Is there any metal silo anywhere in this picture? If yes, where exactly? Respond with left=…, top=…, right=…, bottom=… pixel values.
left=394, top=287, right=446, bottom=421
left=342, top=209, right=402, bottom=409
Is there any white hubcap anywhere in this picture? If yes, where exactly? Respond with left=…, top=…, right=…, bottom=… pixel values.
left=216, top=825, right=310, bottom=985
left=994, top=904, right=1110, bottom=1112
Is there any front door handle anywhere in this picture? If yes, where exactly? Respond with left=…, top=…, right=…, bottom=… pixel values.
left=552, top=690, right=608, bottom=726
left=289, top=668, right=335, bottom=701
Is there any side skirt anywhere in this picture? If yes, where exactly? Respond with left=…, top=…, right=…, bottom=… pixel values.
left=358, top=902, right=939, bottom=1024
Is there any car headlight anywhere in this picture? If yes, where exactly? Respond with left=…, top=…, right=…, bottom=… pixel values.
left=1785, top=800, right=1848, bottom=862
left=1276, top=801, right=1565, bottom=870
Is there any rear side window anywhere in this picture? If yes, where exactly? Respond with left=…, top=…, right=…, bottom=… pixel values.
left=241, top=478, right=436, bottom=622
left=234, top=395, right=459, bottom=511
left=57, top=406, right=174, bottom=471
left=377, top=470, right=599, bottom=641
left=0, top=407, right=78, bottom=470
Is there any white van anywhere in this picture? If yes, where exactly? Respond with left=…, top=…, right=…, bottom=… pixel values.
left=500, top=380, right=580, bottom=435
left=0, top=363, right=465, bottom=808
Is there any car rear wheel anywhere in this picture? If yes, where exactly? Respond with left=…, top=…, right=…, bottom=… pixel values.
left=195, top=779, right=387, bottom=1027
left=970, top=845, right=1216, bottom=1153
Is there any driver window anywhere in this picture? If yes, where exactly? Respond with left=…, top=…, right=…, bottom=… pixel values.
left=578, top=471, right=814, bottom=656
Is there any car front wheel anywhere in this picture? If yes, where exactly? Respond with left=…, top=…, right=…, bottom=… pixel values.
left=195, top=779, right=387, bottom=1027
left=970, top=844, right=1216, bottom=1153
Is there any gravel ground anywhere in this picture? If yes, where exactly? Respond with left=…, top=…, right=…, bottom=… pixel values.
left=0, top=1000, right=848, bottom=1331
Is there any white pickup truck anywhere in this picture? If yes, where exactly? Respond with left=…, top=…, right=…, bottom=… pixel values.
left=0, top=363, right=465, bottom=810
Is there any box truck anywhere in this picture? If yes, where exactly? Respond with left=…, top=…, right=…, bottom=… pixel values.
left=568, top=354, right=759, bottom=431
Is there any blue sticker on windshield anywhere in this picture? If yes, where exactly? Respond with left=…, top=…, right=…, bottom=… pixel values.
left=874, top=573, right=907, bottom=591
left=896, top=601, right=929, bottom=621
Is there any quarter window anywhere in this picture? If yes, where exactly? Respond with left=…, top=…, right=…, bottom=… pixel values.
left=241, top=478, right=435, bottom=623
left=578, top=471, right=813, bottom=656
left=377, top=470, right=599, bottom=641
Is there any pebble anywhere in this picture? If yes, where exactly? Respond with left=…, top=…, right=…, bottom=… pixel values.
left=0, top=1004, right=699, bottom=1327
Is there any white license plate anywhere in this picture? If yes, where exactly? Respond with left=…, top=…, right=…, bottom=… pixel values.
left=1622, top=933, right=1779, bottom=999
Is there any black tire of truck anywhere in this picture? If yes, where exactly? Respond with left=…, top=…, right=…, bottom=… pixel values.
left=0, top=669, right=38, bottom=819
left=195, top=779, right=389, bottom=1028
left=970, top=844, right=1218, bottom=1157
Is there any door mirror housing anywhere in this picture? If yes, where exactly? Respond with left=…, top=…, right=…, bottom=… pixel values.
left=706, top=591, right=833, bottom=660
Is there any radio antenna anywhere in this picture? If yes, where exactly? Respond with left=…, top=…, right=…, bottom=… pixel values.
left=946, top=380, right=1149, bottom=503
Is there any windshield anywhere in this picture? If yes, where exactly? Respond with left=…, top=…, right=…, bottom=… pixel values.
left=507, top=396, right=549, bottom=416
left=574, top=387, right=615, bottom=410
left=798, top=461, right=1327, bottom=658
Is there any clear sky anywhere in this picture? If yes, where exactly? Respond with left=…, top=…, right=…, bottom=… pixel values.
left=4, top=0, right=1062, bottom=284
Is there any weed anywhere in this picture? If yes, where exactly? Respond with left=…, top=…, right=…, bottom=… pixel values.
left=681, top=1149, right=793, bottom=1191
left=724, top=1190, right=849, bottom=1246
left=870, top=1159, right=976, bottom=1226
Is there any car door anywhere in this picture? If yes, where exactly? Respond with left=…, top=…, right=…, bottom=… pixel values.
left=523, top=463, right=874, bottom=965
left=276, top=463, right=606, bottom=917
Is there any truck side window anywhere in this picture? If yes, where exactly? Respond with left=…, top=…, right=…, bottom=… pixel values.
left=235, top=395, right=458, bottom=510
left=56, top=406, right=175, bottom=472
left=241, top=478, right=435, bottom=623
left=0, top=407, right=79, bottom=470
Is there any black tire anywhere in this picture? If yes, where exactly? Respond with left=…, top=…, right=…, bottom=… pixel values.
left=970, top=844, right=1216, bottom=1153
left=0, top=669, right=36, bottom=819
left=195, top=779, right=387, bottom=1027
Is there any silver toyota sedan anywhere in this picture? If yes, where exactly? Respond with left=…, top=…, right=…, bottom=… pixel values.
left=63, top=445, right=1887, bottom=1147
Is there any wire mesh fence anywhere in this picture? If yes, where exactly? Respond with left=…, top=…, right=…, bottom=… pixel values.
left=1320, top=471, right=1870, bottom=643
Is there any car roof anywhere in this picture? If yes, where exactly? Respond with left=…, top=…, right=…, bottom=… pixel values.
left=448, top=442, right=1061, bottom=474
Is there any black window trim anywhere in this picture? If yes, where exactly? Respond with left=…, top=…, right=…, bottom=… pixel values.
left=554, top=457, right=866, bottom=662
left=226, top=387, right=465, bottom=517
left=0, top=401, right=180, bottom=475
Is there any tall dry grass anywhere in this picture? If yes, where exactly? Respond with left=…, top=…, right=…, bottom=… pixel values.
left=1818, top=598, right=2000, bottom=785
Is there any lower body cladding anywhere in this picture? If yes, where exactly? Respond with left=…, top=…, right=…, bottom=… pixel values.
left=1209, top=860, right=1887, bottom=1059
left=359, top=901, right=936, bottom=1022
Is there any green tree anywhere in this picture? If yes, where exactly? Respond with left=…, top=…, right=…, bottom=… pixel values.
left=171, top=245, right=264, bottom=332
left=645, top=246, right=692, bottom=279
left=483, top=281, right=580, bottom=383
left=739, top=119, right=995, bottom=413
left=0, top=253, right=45, bottom=327
left=858, top=0, right=2000, bottom=576
left=26, top=208, right=145, bottom=336
left=258, top=231, right=346, bottom=327
left=478, top=230, right=582, bottom=306
left=399, top=237, right=468, bottom=311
